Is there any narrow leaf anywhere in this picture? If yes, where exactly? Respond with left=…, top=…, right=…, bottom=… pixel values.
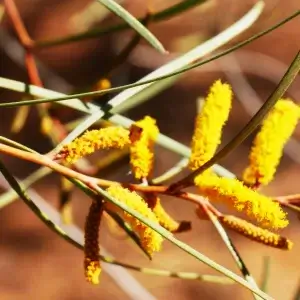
left=96, top=0, right=166, bottom=53
left=35, top=0, right=207, bottom=48
left=0, top=169, right=234, bottom=285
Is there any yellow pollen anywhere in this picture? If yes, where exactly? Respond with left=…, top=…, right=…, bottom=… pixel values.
left=59, top=126, right=130, bottom=164
left=220, top=215, right=293, bottom=250
left=243, top=99, right=300, bottom=186
left=189, top=80, right=232, bottom=170
left=146, top=195, right=181, bottom=233
left=129, top=116, right=159, bottom=179
left=106, top=184, right=163, bottom=256
left=195, top=174, right=288, bottom=229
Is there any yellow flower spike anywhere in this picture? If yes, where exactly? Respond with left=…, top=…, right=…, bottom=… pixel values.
left=129, top=116, right=159, bottom=180
left=220, top=215, right=293, bottom=250
left=189, top=80, right=232, bottom=170
left=195, top=175, right=288, bottom=229
left=243, top=99, right=300, bottom=186
left=146, top=194, right=191, bottom=233
left=84, top=200, right=103, bottom=285
left=58, top=126, right=130, bottom=164
left=106, top=184, right=163, bottom=256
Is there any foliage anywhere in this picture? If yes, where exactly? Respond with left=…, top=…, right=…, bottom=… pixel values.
left=1, top=1, right=300, bottom=299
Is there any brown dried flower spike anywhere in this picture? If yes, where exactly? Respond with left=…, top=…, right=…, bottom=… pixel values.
left=84, top=200, right=103, bottom=285
left=220, top=215, right=292, bottom=250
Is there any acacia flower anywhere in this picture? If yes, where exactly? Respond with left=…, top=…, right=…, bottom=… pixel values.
left=243, top=99, right=300, bottom=186
left=106, top=184, right=163, bottom=256
left=129, top=116, right=159, bottom=179
left=220, top=215, right=292, bottom=250
left=189, top=80, right=232, bottom=170
left=84, top=200, right=103, bottom=285
left=146, top=194, right=190, bottom=233
left=195, top=175, right=288, bottom=229
left=58, top=126, right=130, bottom=164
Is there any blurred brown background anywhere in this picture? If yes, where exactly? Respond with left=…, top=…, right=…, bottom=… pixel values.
left=0, top=0, right=300, bottom=299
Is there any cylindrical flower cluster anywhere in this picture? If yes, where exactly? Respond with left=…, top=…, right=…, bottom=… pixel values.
left=58, top=126, right=130, bottom=164
left=129, top=116, right=159, bottom=179
left=243, top=99, right=300, bottom=186
left=106, top=184, right=163, bottom=256
left=195, top=174, right=288, bottom=229
left=84, top=200, right=103, bottom=285
left=189, top=80, right=232, bottom=170
left=220, top=215, right=292, bottom=250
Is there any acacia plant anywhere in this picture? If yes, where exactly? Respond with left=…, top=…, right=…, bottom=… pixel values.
left=0, top=1, right=300, bottom=299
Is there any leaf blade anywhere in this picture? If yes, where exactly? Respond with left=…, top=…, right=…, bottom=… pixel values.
left=96, top=0, right=166, bottom=53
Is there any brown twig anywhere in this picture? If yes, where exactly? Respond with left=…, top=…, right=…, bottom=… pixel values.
left=2, top=142, right=299, bottom=221
left=275, top=194, right=300, bottom=205
left=4, top=0, right=97, bottom=176
left=24, top=51, right=43, bottom=87
left=0, top=142, right=210, bottom=208
left=3, top=0, right=33, bottom=48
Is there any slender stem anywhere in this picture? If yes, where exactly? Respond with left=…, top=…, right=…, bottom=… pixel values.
left=4, top=0, right=42, bottom=87
left=0, top=164, right=233, bottom=285
left=106, top=13, right=152, bottom=77
left=0, top=136, right=37, bottom=153
left=105, top=209, right=152, bottom=260
left=3, top=7, right=300, bottom=109
left=276, top=199, right=300, bottom=214
left=152, top=158, right=189, bottom=184
left=260, top=257, right=271, bottom=293
left=0, top=141, right=297, bottom=215
left=275, top=194, right=300, bottom=204
left=204, top=207, right=263, bottom=300
left=0, top=166, right=51, bottom=209
left=34, top=0, right=207, bottom=48
left=1, top=140, right=298, bottom=221
left=24, top=51, right=43, bottom=86
left=4, top=0, right=71, bottom=147
left=293, top=281, right=300, bottom=300
left=93, top=184, right=273, bottom=300
left=168, top=50, right=300, bottom=193
left=95, top=0, right=165, bottom=53
left=3, top=0, right=33, bottom=47
left=0, top=147, right=271, bottom=298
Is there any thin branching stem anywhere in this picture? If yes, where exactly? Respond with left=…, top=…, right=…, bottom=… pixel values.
left=34, top=0, right=208, bottom=48
left=0, top=145, right=272, bottom=298
left=0, top=161, right=233, bottom=285
left=0, top=141, right=298, bottom=216
left=1, top=8, right=299, bottom=109
left=204, top=206, right=263, bottom=300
